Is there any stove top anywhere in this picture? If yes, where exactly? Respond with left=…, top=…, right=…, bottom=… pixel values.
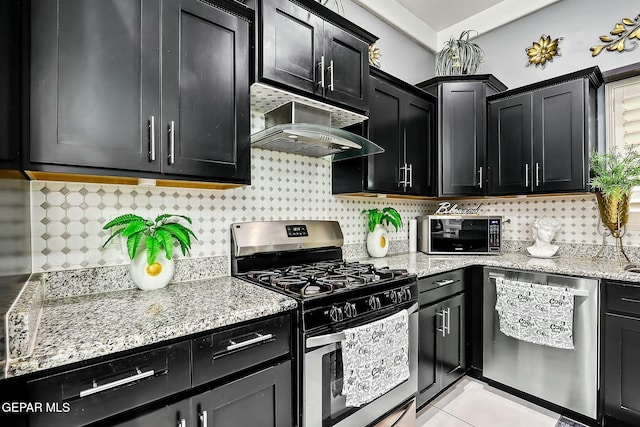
left=240, top=260, right=411, bottom=299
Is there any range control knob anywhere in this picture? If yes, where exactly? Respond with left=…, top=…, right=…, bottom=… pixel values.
left=343, top=302, right=357, bottom=318
left=368, top=295, right=381, bottom=310
left=329, top=306, right=344, bottom=322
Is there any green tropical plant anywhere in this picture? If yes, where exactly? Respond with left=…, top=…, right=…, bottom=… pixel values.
left=590, top=145, right=640, bottom=198
left=361, top=207, right=402, bottom=232
left=435, top=30, right=484, bottom=76
left=102, top=214, right=197, bottom=266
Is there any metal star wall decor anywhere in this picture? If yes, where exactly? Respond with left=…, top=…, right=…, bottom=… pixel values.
left=526, top=34, right=562, bottom=68
left=591, top=15, right=640, bottom=56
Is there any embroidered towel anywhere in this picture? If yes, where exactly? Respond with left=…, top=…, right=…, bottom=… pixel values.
left=495, top=277, right=575, bottom=349
left=341, top=310, right=410, bottom=407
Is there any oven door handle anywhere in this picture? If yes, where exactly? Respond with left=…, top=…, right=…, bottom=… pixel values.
left=305, top=303, right=418, bottom=349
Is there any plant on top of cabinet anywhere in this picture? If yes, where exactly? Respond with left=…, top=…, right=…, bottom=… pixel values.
left=103, top=213, right=197, bottom=291
left=361, top=207, right=402, bottom=258
left=435, top=30, right=484, bottom=76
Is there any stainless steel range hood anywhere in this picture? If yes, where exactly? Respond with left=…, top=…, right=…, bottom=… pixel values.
left=250, top=101, right=384, bottom=161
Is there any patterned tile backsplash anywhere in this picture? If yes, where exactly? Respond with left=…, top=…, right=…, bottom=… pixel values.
left=30, top=150, right=640, bottom=272
left=31, top=149, right=431, bottom=272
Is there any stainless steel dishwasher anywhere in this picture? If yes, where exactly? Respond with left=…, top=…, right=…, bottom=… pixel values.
left=483, top=267, right=599, bottom=420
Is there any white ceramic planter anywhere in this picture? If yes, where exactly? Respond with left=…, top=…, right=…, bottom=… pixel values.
left=366, top=224, right=389, bottom=258
left=129, top=249, right=175, bottom=291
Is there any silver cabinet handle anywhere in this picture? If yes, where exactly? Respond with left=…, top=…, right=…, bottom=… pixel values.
left=328, top=59, right=334, bottom=91
left=227, top=333, right=273, bottom=351
left=478, top=166, right=483, bottom=189
left=407, top=163, right=413, bottom=187
left=398, top=163, right=407, bottom=187
left=525, top=163, right=530, bottom=188
left=434, top=279, right=455, bottom=286
left=149, top=116, right=156, bottom=161
left=79, top=368, right=155, bottom=398
left=200, top=410, right=208, bottom=427
left=436, top=310, right=446, bottom=337
left=445, top=308, right=451, bottom=335
left=168, top=121, right=175, bottom=165
left=535, top=163, right=540, bottom=186
left=318, top=55, right=325, bottom=89
left=178, top=419, right=186, bottom=427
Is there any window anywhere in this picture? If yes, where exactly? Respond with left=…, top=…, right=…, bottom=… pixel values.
left=606, top=75, right=640, bottom=229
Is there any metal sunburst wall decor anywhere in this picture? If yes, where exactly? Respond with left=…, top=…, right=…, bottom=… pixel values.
left=591, top=15, right=640, bottom=56
left=369, top=43, right=381, bottom=68
left=526, top=34, right=562, bottom=68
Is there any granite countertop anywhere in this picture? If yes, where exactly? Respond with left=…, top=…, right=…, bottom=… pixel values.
left=358, top=251, right=640, bottom=282
left=6, top=276, right=297, bottom=378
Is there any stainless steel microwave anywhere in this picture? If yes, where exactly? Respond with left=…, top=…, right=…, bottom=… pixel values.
left=417, top=215, right=502, bottom=255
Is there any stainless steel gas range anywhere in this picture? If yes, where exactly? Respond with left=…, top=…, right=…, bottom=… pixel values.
left=231, top=220, right=418, bottom=427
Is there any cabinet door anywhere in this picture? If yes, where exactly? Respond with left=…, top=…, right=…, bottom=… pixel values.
left=365, top=76, right=403, bottom=193
left=440, top=82, right=486, bottom=196
left=532, top=80, right=586, bottom=193
left=440, top=293, right=466, bottom=390
left=30, top=0, right=161, bottom=172
left=404, top=93, right=435, bottom=196
left=113, top=399, right=191, bottom=427
left=322, top=21, right=369, bottom=112
left=162, top=0, right=250, bottom=182
left=604, top=313, right=640, bottom=424
left=487, top=93, right=533, bottom=195
left=417, top=303, right=440, bottom=408
left=194, top=361, right=292, bottom=427
left=260, top=0, right=323, bottom=95
left=0, top=0, right=21, bottom=170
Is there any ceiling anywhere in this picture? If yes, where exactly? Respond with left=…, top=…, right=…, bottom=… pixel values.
left=396, top=0, right=503, bottom=32
left=351, top=0, right=564, bottom=52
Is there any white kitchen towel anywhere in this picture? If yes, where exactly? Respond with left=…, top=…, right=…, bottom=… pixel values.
left=341, top=310, right=410, bottom=407
left=495, top=277, right=575, bottom=349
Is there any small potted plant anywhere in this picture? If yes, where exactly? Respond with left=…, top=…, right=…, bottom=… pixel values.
left=590, top=145, right=640, bottom=261
left=361, top=207, right=402, bottom=258
left=435, top=30, right=484, bottom=76
left=102, top=213, right=197, bottom=290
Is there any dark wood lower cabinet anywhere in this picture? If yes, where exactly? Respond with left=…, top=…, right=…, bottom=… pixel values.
left=604, top=313, right=640, bottom=425
left=115, top=361, right=292, bottom=427
left=417, top=293, right=466, bottom=408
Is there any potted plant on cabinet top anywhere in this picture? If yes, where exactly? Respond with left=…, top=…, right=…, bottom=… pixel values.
left=435, top=30, right=484, bottom=76
left=102, top=213, right=197, bottom=290
left=590, top=145, right=640, bottom=262
left=361, top=207, right=402, bottom=258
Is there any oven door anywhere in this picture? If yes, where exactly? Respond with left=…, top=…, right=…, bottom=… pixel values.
left=303, top=304, right=418, bottom=427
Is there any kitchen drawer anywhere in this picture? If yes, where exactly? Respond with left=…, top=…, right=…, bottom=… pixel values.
left=418, top=269, right=465, bottom=306
left=607, top=281, right=640, bottom=316
left=192, top=313, right=291, bottom=386
left=28, top=341, right=190, bottom=427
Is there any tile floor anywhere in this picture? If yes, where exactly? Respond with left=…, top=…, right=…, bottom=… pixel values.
left=416, top=377, right=575, bottom=427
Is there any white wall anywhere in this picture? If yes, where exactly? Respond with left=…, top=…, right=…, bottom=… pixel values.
left=341, top=0, right=435, bottom=84
left=473, top=0, right=640, bottom=88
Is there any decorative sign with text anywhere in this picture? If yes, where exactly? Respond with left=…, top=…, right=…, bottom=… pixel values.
left=434, top=202, right=483, bottom=215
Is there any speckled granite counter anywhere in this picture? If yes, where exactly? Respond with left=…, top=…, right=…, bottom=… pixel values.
left=6, top=276, right=297, bottom=378
left=356, top=252, right=640, bottom=282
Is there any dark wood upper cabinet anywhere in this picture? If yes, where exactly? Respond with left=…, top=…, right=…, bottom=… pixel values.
left=488, top=93, right=533, bottom=195
left=161, top=0, right=250, bottom=181
left=30, top=0, right=161, bottom=173
left=258, top=0, right=374, bottom=113
left=417, top=75, right=507, bottom=197
left=487, top=68, right=602, bottom=195
left=0, top=0, right=22, bottom=171
left=28, top=0, right=251, bottom=185
left=332, top=68, right=436, bottom=197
